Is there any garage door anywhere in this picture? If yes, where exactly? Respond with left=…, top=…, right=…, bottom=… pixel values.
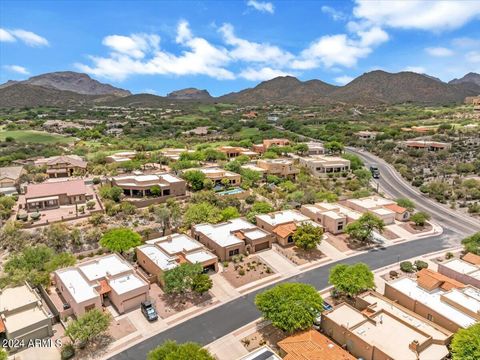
left=255, top=241, right=270, bottom=252
left=122, top=294, right=146, bottom=313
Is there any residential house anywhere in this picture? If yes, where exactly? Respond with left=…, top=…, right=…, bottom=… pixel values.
left=255, top=159, right=299, bottom=179
left=403, top=140, right=451, bottom=151
left=0, top=283, right=53, bottom=350
left=252, top=138, right=290, bottom=153
left=255, top=210, right=317, bottom=246
left=237, top=346, right=281, bottom=360
left=54, top=254, right=149, bottom=317
left=277, top=329, right=355, bottom=360
left=345, top=196, right=404, bottom=224
left=182, top=126, right=210, bottom=136
left=384, top=269, right=480, bottom=332
left=300, top=203, right=348, bottom=235
left=192, top=218, right=273, bottom=261
left=298, top=155, right=350, bottom=177
left=34, top=155, right=87, bottom=178
left=105, top=151, right=137, bottom=163
left=111, top=172, right=186, bottom=198
left=305, top=142, right=325, bottom=155
left=0, top=166, right=25, bottom=195
left=437, top=255, right=480, bottom=288
left=217, top=146, right=257, bottom=159
left=21, top=179, right=95, bottom=212
left=193, top=167, right=241, bottom=187
left=355, top=131, right=380, bottom=140
left=321, top=291, right=451, bottom=360
left=160, top=148, right=194, bottom=161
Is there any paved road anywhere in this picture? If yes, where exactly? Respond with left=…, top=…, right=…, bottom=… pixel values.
left=111, top=230, right=455, bottom=360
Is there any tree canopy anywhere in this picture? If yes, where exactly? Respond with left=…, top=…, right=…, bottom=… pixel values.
left=183, top=170, right=206, bottom=191
left=163, top=263, right=212, bottom=295
left=99, top=228, right=142, bottom=253
left=65, top=309, right=111, bottom=346
left=292, top=222, right=323, bottom=250
left=451, top=323, right=480, bottom=360
left=345, top=212, right=384, bottom=243
left=183, top=202, right=222, bottom=228
left=329, top=263, right=375, bottom=297
left=147, top=340, right=214, bottom=360
left=410, top=212, right=431, bottom=226
left=255, top=283, right=323, bottom=333
left=462, top=232, right=480, bottom=255
left=396, top=198, right=416, bottom=211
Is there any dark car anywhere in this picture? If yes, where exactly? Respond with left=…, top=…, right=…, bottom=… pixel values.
left=141, top=301, right=158, bottom=321
left=370, top=164, right=380, bottom=179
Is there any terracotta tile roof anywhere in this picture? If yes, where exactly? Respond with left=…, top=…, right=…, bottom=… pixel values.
left=272, top=222, right=297, bottom=238
left=25, top=179, right=87, bottom=199
left=278, top=329, right=355, bottom=360
left=0, top=318, right=5, bottom=333
left=417, top=269, right=465, bottom=291
left=384, top=204, right=407, bottom=214
left=98, top=280, right=111, bottom=294
left=463, top=253, right=480, bottom=266
left=0, top=166, right=24, bottom=180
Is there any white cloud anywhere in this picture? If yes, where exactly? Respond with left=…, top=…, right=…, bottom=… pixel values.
left=9, top=29, right=49, bottom=46
left=247, top=0, right=274, bottom=14
left=76, top=21, right=234, bottom=81
left=334, top=75, right=354, bottom=85
left=466, top=51, right=480, bottom=63
left=239, top=67, right=291, bottom=81
left=219, top=23, right=293, bottom=66
left=103, top=34, right=160, bottom=59
left=452, top=37, right=480, bottom=49
left=3, top=64, right=30, bottom=75
left=0, top=28, right=16, bottom=42
left=403, top=66, right=426, bottom=74
left=321, top=6, right=346, bottom=21
left=425, top=47, right=454, bottom=57
left=353, top=0, right=480, bottom=31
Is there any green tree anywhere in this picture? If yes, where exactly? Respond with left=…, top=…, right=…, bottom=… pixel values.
left=346, top=212, right=385, bottom=243
left=150, top=185, right=162, bottom=196
left=183, top=170, right=206, bottom=191
left=396, top=198, right=416, bottom=211
left=99, top=185, right=123, bottom=202
left=324, top=141, right=344, bottom=154
left=255, top=283, right=323, bottom=333
left=147, top=340, right=214, bottom=360
left=247, top=201, right=274, bottom=223
left=183, top=202, right=222, bottom=228
left=99, top=228, right=142, bottom=253
left=329, top=263, right=375, bottom=297
left=292, top=223, right=323, bottom=250
left=220, top=206, right=240, bottom=221
left=410, top=212, right=431, bottom=227
left=0, top=348, right=7, bottom=360
left=462, top=232, right=480, bottom=255
left=164, top=263, right=211, bottom=294
left=354, top=168, right=372, bottom=186
left=451, top=323, right=480, bottom=360
left=342, top=153, right=364, bottom=170
left=65, top=309, right=111, bottom=347
left=43, top=223, right=71, bottom=251
left=192, top=273, right=213, bottom=294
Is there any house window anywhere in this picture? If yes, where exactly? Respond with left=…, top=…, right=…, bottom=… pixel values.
left=337, top=223, right=344, bottom=231
left=163, top=189, right=170, bottom=196
left=229, top=249, right=240, bottom=257
left=427, top=314, right=433, bottom=321
left=287, top=236, right=294, bottom=243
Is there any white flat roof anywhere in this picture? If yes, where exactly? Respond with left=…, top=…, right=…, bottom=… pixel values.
left=256, top=210, right=309, bottom=227
left=390, top=277, right=477, bottom=328
left=109, top=273, right=147, bottom=295
left=372, top=208, right=395, bottom=216
left=78, top=254, right=131, bottom=281
left=185, top=250, right=217, bottom=264
left=151, top=233, right=203, bottom=255
left=443, top=259, right=478, bottom=274
left=137, top=244, right=178, bottom=271
left=323, top=210, right=345, bottom=220
left=349, top=196, right=394, bottom=209
left=194, top=218, right=259, bottom=247
left=0, top=285, right=39, bottom=312
left=56, top=268, right=98, bottom=303
left=4, top=306, right=50, bottom=333
left=241, top=164, right=266, bottom=172
left=443, top=287, right=480, bottom=314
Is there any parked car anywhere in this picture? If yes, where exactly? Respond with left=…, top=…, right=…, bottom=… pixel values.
left=141, top=301, right=158, bottom=321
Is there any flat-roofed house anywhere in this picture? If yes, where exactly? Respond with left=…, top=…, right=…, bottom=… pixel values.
left=305, top=142, right=325, bottom=155
left=252, top=138, right=290, bottom=153
left=0, top=166, right=25, bottom=195
left=299, top=155, right=350, bottom=177
left=300, top=203, right=347, bottom=234
left=255, top=210, right=318, bottom=246
left=111, top=172, right=186, bottom=198
left=191, top=167, right=241, bottom=186
left=21, top=179, right=95, bottom=212
left=54, top=254, right=149, bottom=317
left=384, top=269, right=480, bottom=332
left=34, top=155, right=87, bottom=178
left=345, top=196, right=399, bottom=224
left=356, top=131, right=380, bottom=140
left=321, top=291, right=451, bottom=360
left=437, top=256, right=480, bottom=289
left=0, top=283, right=53, bottom=350
left=160, top=148, right=194, bottom=161
left=404, top=140, right=452, bottom=152
left=105, top=151, right=137, bottom=163
left=136, top=233, right=218, bottom=286
left=217, top=146, right=256, bottom=159
left=192, top=218, right=273, bottom=261
left=256, top=159, right=299, bottom=179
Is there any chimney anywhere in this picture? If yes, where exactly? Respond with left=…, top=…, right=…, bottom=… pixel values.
left=409, top=340, right=420, bottom=354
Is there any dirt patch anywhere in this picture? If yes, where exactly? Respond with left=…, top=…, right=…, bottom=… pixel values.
left=275, top=245, right=325, bottom=265
left=326, top=233, right=371, bottom=252
left=381, top=228, right=400, bottom=240
left=221, top=255, right=275, bottom=288
left=400, top=222, right=433, bottom=234
left=108, top=317, right=136, bottom=340
left=241, top=323, right=287, bottom=354
left=73, top=334, right=114, bottom=360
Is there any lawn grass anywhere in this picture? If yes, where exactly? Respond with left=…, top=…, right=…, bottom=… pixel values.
left=0, top=130, right=76, bottom=144
left=198, top=104, right=217, bottom=113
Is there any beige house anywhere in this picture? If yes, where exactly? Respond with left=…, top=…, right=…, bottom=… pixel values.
left=437, top=255, right=480, bottom=289
left=105, top=151, right=137, bottom=163
left=111, top=172, right=186, bottom=198
left=192, top=167, right=241, bottom=186
left=21, top=179, right=95, bottom=212
left=160, top=148, right=194, bottom=161
left=356, top=131, right=380, bottom=140
left=321, top=291, right=451, bottom=360
left=217, top=146, right=256, bottom=159
left=136, top=233, right=218, bottom=286
left=252, top=138, right=290, bottom=153
left=256, top=159, right=299, bottom=179
left=0, top=283, right=53, bottom=350
left=0, top=166, right=25, bottom=194
left=34, top=155, right=87, bottom=178
left=192, top=218, right=273, bottom=261
left=300, top=203, right=347, bottom=235
left=384, top=269, right=480, bottom=332
left=345, top=196, right=403, bottom=224
left=403, top=140, right=452, bottom=152
left=305, top=142, right=325, bottom=155
left=54, top=254, right=149, bottom=317
left=299, top=155, right=350, bottom=177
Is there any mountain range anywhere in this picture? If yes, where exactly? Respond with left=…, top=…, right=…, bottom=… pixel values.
left=0, top=70, right=479, bottom=108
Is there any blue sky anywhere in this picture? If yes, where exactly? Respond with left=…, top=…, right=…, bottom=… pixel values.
left=1, top=0, right=480, bottom=96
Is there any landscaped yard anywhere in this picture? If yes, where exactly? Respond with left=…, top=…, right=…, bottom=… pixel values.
left=0, top=129, right=76, bottom=144
left=241, top=322, right=286, bottom=354
left=221, top=255, right=275, bottom=288
left=275, top=244, right=325, bottom=265
left=400, top=221, right=433, bottom=234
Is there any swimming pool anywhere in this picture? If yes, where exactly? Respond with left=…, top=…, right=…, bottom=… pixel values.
left=217, top=187, right=245, bottom=196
